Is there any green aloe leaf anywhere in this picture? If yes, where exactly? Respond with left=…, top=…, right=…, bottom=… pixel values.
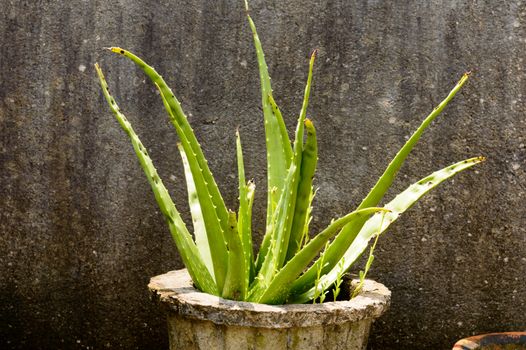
left=107, top=48, right=229, bottom=226
left=222, top=211, right=245, bottom=300
left=177, top=143, right=214, bottom=280
left=286, top=118, right=318, bottom=262
left=245, top=4, right=293, bottom=233
left=276, top=50, right=316, bottom=268
left=291, top=73, right=471, bottom=295
left=95, top=63, right=218, bottom=295
left=108, top=48, right=231, bottom=290
left=235, top=131, right=254, bottom=294
left=290, top=156, right=485, bottom=303
left=256, top=207, right=389, bottom=304
left=156, top=84, right=228, bottom=290
left=250, top=51, right=317, bottom=298
left=249, top=162, right=298, bottom=300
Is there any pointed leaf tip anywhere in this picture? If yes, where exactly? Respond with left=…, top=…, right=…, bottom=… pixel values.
left=458, top=72, right=470, bottom=85
left=108, top=47, right=126, bottom=55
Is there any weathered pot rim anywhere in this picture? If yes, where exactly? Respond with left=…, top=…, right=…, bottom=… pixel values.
left=148, top=269, right=390, bottom=328
left=453, top=332, right=526, bottom=349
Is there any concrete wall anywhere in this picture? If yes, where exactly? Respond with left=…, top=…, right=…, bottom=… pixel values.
left=1, top=0, right=524, bottom=349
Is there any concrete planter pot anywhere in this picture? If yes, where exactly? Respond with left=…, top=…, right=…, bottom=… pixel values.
left=148, top=269, right=390, bottom=350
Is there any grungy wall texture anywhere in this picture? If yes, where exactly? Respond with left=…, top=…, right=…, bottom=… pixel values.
left=0, top=0, right=525, bottom=349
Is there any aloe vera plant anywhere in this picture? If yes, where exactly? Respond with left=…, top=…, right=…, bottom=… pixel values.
left=95, top=2, right=484, bottom=305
